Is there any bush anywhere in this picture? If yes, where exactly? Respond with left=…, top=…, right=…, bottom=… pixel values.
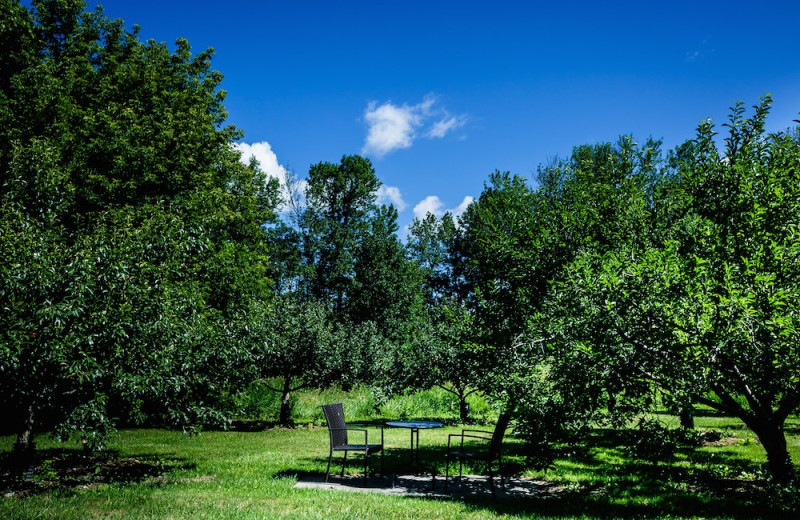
left=234, top=384, right=494, bottom=426
left=624, top=418, right=678, bottom=463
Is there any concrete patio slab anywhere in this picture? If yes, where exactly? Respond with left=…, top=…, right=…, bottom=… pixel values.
left=294, top=473, right=563, bottom=499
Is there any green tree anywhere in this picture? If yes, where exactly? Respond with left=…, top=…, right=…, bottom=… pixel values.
left=407, top=212, right=483, bottom=422
left=458, top=172, right=542, bottom=352
left=348, top=204, right=424, bottom=343
left=300, top=155, right=380, bottom=310
left=459, top=139, right=667, bottom=442
left=251, top=295, right=338, bottom=426
left=0, top=0, right=275, bottom=475
left=548, top=98, right=800, bottom=484
left=658, top=98, right=800, bottom=483
left=407, top=212, right=464, bottom=303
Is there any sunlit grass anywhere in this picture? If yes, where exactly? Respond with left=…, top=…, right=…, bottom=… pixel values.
left=1, top=403, right=798, bottom=519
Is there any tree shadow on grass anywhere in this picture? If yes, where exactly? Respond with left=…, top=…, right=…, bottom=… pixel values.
left=0, top=448, right=194, bottom=498
left=293, top=429, right=796, bottom=519
left=498, top=430, right=792, bottom=519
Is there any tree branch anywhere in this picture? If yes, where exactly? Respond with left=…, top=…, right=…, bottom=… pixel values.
left=435, top=383, right=459, bottom=397
left=694, top=394, right=736, bottom=416
left=776, top=388, right=800, bottom=423
left=289, top=381, right=309, bottom=392
left=464, top=388, right=480, bottom=398
left=712, top=349, right=770, bottom=417
left=253, top=378, right=282, bottom=393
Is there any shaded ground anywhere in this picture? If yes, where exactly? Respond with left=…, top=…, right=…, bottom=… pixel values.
left=295, top=472, right=564, bottom=499
left=290, top=470, right=797, bottom=519
left=0, top=448, right=192, bottom=498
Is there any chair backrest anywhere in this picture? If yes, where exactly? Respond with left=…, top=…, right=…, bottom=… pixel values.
left=489, top=413, right=511, bottom=458
left=322, top=403, right=348, bottom=448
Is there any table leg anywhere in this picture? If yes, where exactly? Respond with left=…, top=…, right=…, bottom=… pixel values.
left=409, top=428, right=414, bottom=464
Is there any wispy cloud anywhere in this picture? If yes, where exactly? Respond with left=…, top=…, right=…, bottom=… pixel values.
left=685, top=38, right=710, bottom=62
left=376, top=185, right=407, bottom=211
left=427, top=115, right=467, bottom=138
left=412, top=195, right=474, bottom=222
left=685, top=50, right=701, bottom=62
left=362, top=95, right=467, bottom=157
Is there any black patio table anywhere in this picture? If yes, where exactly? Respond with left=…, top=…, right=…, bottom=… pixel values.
left=385, top=420, right=443, bottom=464
left=385, top=420, right=443, bottom=488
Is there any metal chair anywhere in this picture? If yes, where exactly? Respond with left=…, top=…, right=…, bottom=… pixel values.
left=322, top=403, right=384, bottom=486
left=444, top=413, right=511, bottom=495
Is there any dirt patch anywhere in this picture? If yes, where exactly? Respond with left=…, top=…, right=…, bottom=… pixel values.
left=702, top=437, right=739, bottom=447
left=180, top=475, right=217, bottom=483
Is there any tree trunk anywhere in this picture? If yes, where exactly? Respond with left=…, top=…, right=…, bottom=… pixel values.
left=679, top=407, right=695, bottom=429
left=458, top=393, right=470, bottom=423
left=279, top=379, right=293, bottom=427
left=607, top=391, right=617, bottom=414
left=14, top=401, right=36, bottom=481
left=752, top=420, right=797, bottom=485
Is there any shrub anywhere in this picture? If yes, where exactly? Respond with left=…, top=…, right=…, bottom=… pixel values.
left=624, top=418, right=678, bottom=463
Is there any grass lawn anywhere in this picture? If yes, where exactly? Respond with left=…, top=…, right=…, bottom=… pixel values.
left=1, top=413, right=798, bottom=519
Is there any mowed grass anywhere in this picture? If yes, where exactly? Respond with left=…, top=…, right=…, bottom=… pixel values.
left=1, top=410, right=799, bottom=519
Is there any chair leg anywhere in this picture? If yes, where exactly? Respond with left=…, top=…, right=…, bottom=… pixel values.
left=325, top=450, right=333, bottom=483
left=364, top=451, right=368, bottom=487
left=444, top=456, right=450, bottom=491
left=341, top=451, right=347, bottom=477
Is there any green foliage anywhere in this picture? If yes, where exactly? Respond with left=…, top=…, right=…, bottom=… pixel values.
left=532, top=97, right=800, bottom=484
left=234, top=385, right=492, bottom=425
left=624, top=418, right=679, bottom=464
left=301, top=155, right=380, bottom=308
left=348, top=204, right=425, bottom=343
left=3, top=0, right=799, bottom=491
left=407, top=211, right=462, bottom=303
left=0, top=0, right=277, bottom=457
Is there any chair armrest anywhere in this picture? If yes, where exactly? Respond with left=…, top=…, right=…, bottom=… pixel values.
left=331, top=426, right=384, bottom=446
left=462, top=429, right=492, bottom=437
left=447, top=433, right=462, bottom=450
left=459, top=434, right=492, bottom=443
left=354, top=424, right=385, bottom=446
left=328, top=427, right=368, bottom=445
left=448, top=432, right=491, bottom=452
left=347, top=427, right=368, bottom=445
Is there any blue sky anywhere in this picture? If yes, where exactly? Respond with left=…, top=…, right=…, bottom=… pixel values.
left=80, top=1, right=800, bottom=233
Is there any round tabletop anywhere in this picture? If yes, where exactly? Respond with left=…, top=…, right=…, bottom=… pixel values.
left=385, top=420, right=443, bottom=429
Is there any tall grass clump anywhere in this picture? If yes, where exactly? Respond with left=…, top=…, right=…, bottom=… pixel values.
left=235, top=383, right=495, bottom=426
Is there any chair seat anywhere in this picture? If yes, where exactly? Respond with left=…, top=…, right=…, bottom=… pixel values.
left=333, top=444, right=383, bottom=454
left=448, top=449, right=494, bottom=461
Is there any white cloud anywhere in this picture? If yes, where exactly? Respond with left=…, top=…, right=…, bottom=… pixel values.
left=412, top=195, right=474, bottom=223
left=376, top=185, right=407, bottom=211
left=362, top=95, right=466, bottom=157
left=413, top=195, right=444, bottom=221
left=427, top=115, right=467, bottom=139
left=451, top=195, right=474, bottom=218
left=362, top=100, right=426, bottom=157
left=234, top=141, right=306, bottom=212
left=233, top=141, right=288, bottom=187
